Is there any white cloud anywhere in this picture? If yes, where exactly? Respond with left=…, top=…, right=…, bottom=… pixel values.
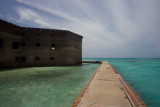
left=17, top=7, right=38, bottom=20
left=14, top=0, right=160, bottom=58
left=15, top=7, right=66, bottom=28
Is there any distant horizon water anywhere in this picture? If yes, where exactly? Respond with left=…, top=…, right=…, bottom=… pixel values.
left=83, top=58, right=160, bottom=107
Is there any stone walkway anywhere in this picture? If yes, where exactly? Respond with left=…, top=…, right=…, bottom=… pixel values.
left=78, top=61, right=132, bottom=107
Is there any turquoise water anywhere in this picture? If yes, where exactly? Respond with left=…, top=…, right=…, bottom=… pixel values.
left=0, top=63, right=100, bottom=107
left=83, top=58, right=160, bottom=107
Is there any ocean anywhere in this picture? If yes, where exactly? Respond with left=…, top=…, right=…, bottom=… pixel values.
left=0, top=58, right=159, bottom=107
left=83, top=58, right=160, bottom=107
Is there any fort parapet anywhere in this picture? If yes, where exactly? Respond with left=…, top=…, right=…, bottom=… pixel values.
left=0, top=19, right=83, bottom=68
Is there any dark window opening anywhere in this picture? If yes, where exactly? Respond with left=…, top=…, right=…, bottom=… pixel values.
left=51, top=43, right=55, bottom=50
left=16, top=31, right=20, bottom=35
left=22, top=43, right=26, bottom=47
left=21, top=56, right=26, bottom=61
left=50, top=57, right=54, bottom=60
left=0, top=39, right=3, bottom=48
left=51, top=34, right=55, bottom=36
left=22, top=32, right=26, bottom=36
left=13, top=42, right=19, bottom=49
left=15, top=56, right=19, bottom=61
left=36, top=43, right=40, bottom=47
left=35, top=57, right=40, bottom=61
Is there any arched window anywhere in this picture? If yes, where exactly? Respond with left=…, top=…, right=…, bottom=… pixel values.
left=36, top=43, right=40, bottom=47
left=13, top=42, right=19, bottom=49
left=51, top=43, right=55, bottom=50
left=50, top=57, right=54, bottom=60
left=15, top=56, right=19, bottom=61
left=35, top=57, right=40, bottom=61
left=21, top=56, right=26, bottom=61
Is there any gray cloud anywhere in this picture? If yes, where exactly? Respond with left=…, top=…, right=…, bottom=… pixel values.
left=14, top=0, right=160, bottom=58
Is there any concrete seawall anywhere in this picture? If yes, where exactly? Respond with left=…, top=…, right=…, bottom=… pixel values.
left=72, top=61, right=147, bottom=107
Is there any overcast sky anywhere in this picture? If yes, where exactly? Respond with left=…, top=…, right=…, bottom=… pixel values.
left=0, top=0, right=160, bottom=58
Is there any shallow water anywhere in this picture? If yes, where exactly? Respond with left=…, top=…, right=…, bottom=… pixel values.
left=83, top=58, right=160, bottom=107
left=0, top=63, right=100, bottom=107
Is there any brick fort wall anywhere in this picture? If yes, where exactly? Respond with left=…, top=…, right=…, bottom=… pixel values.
left=0, top=19, right=83, bottom=68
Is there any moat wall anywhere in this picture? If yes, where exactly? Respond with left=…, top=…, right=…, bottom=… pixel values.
left=0, top=19, right=83, bottom=68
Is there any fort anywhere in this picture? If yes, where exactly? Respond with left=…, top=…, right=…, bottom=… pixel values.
left=0, top=19, right=83, bottom=68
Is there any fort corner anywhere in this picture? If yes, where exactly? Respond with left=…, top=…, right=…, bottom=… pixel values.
left=0, top=19, right=83, bottom=68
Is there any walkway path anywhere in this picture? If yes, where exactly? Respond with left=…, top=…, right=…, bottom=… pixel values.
left=78, top=61, right=132, bottom=107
